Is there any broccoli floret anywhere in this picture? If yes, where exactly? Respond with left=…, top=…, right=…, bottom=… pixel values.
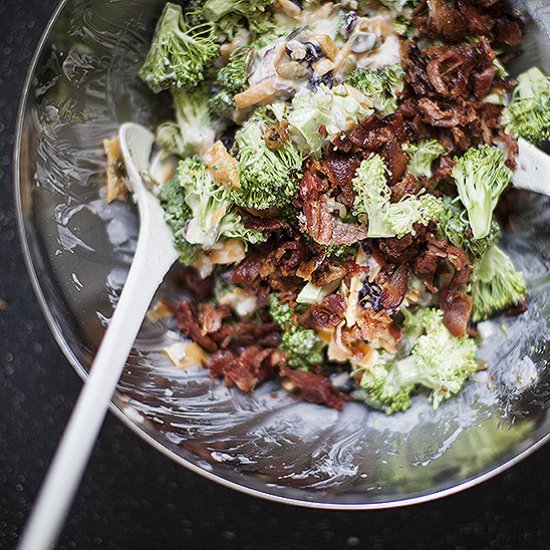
left=437, top=200, right=501, bottom=262
left=286, top=85, right=373, bottom=157
left=280, top=329, right=325, bottom=370
left=352, top=154, right=444, bottom=238
left=352, top=154, right=391, bottom=237
left=503, top=67, right=550, bottom=145
left=208, top=89, right=235, bottom=120
left=452, top=145, right=512, bottom=240
left=232, top=118, right=303, bottom=210
left=158, top=177, right=200, bottom=265
left=139, top=3, right=219, bottom=93
left=202, top=0, right=275, bottom=32
left=169, top=156, right=265, bottom=252
left=379, top=0, right=419, bottom=11
left=218, top=46, right=250, bottom=95
left=471, top=244, right=527, bottom=322
left=403, top=139, right=446, bottom=179
left=268, top=295, right=325, bottom=370
left=359, top=308, right=478, bottom=412
left=156, top=87, right=216, bottom=157
left=383, top=194, right=445, bottom=239
left=207, top=47, right=251, bottom=120
left=346, top=64, right=405, bottom=116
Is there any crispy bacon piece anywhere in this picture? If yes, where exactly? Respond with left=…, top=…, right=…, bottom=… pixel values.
left=173, top=301, right=232, bottom=353
left=309, top=256, right=348, bottom=286
left=208, top=346, right=286, bottom=392
left=176, top=267, right=215, bottom=301
left=420, top=0, right=468, bottom=42
left=456, top=0, right=494, bottom=35
left=493, top=15, right=523, bottom=46
left=433, top=155, right=456, bottom=181
left=417, top=98, right=461, bottom=128
left=299, top=166, right=328, bottom=200
left=302, top=294, right=346, bottom=329
left=302, top=194, right=368, bottom=246
left=231, top=249, right=265, bottom=288
left=382, top=139, right=409, bottom=184
left=379, top=262, right=411, bottom=310
left=244, top=214, right=292, bottom=234
left=281, top=368, right=346, bottom=410
left=412, top=238, right=449, bottom=292
left=390, top=173, right=420, bottom=202
left=440, top=288, right=472, bottom=338
left=473, top=66, right=498, bottom=99
left=426, top=48, right=476, bottom=99
left=322, top=151, right=360, bottom=206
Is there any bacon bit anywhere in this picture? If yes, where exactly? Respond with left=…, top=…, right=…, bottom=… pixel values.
left=175, top=267, right=215, bottom=301
left=204, top=141, right=240, bottom=190
left=473, top=66, right=498, bottom=99
left=280, top=367, right=346, bottom=410
left=299, top=167, right=328, bottom=200
left=303, top=194, right=368, bottom=246
left=208, top=346, right=286, bottom=392
left=322, top=151, right=360, bottom=207
left=379, top=262, right=411, bottom=310
left=103, top=136, right=128, bottom=203
left=390, top=173, right=420, bottom=203
left=382, top=139, right=409, bottom=184
left=493, top=15, right=524, bottom=46
left=419, top=0, right=468, bottom=42
left=301, top=294, right=347, bottom=329
left=433, top=155, right=456, bottom=181
left=426, top=48, right=476, bottom=99
left=439, top=288, right=472, bottom=338
left=456, top=0, right=494, bottom=35
left=231, top=250, right=265, bottom=288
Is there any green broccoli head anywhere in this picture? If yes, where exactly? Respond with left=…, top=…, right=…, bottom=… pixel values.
left=383, top=193, right=445, bottom=239
left=232, top=118, right=304, bottom=210
left=437, top=199, right=501, bottom=262
left=139, top=3, right=219, bottom=93
left=352, top=154, right=444, bottom=238
left=359, top=308, right=479, bottom=412
left=452, top=145, right=512, bottom=240
left=352, top=154, right=391, bottom=237
left=359, top=361, right=414, bottom=413
left=208, top=89, right=236, bottom=120
left=218, top=46, right=250, bottom=95
left=287, top=85, right=373, bottom=157
left=169, top=156, right=264, bottom=252
left=403, top=139, right=446, bottom=179
left=158, top=177, right=199, bottom=265
left=471, top=244, right=527, bottom=322
left=156, top=86, right=215, bottom=157
left=268, top=295, right=325, bottom=371
left=346, top=64, right=405, bottom=116
left=503, top=67, right=550, bottom=145
left=280, top=328, right=325, bottom=371
left=202, top=0, right=275, bottom=32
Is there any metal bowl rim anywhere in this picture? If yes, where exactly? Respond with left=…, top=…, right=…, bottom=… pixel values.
left=13, top=0, right=550, bottom=510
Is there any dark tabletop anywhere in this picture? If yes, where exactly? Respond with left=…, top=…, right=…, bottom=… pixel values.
left=1, top=1, right=549, bottom=549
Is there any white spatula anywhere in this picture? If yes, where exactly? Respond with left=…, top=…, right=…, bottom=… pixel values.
left=18, top=123, right=178, bottom=550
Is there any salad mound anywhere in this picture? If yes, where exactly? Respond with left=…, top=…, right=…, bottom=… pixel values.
left=107, top=0, right=550, bottom=413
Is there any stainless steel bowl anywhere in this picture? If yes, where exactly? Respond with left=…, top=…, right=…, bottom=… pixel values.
left=14, top=0, right=550, bottom=509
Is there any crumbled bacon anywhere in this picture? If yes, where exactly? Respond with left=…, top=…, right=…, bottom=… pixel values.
left=302, top=194, right=368, bottom=246
left=379, top=262, right=411, bottom=310
left=302, top=294, right=346, bottom=329
left=176, top=267, right=215, bottom=301
left=390, top=173, right=420, bottom=202
left=281, top=367, right=346, bottom=410
left=208, top=346, right=285, bottom=392
left=322, top=151, right=360, bottom=206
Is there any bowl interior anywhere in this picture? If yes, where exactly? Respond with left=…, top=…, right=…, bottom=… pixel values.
left=15, top=0, right=550, bottom=508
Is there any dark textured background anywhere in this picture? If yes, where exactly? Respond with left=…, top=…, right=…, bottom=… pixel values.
left=1, top=1, right=549, bottom=549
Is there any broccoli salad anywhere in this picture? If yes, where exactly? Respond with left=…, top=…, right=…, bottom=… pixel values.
left=104, top=0, right=550, bottom=413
